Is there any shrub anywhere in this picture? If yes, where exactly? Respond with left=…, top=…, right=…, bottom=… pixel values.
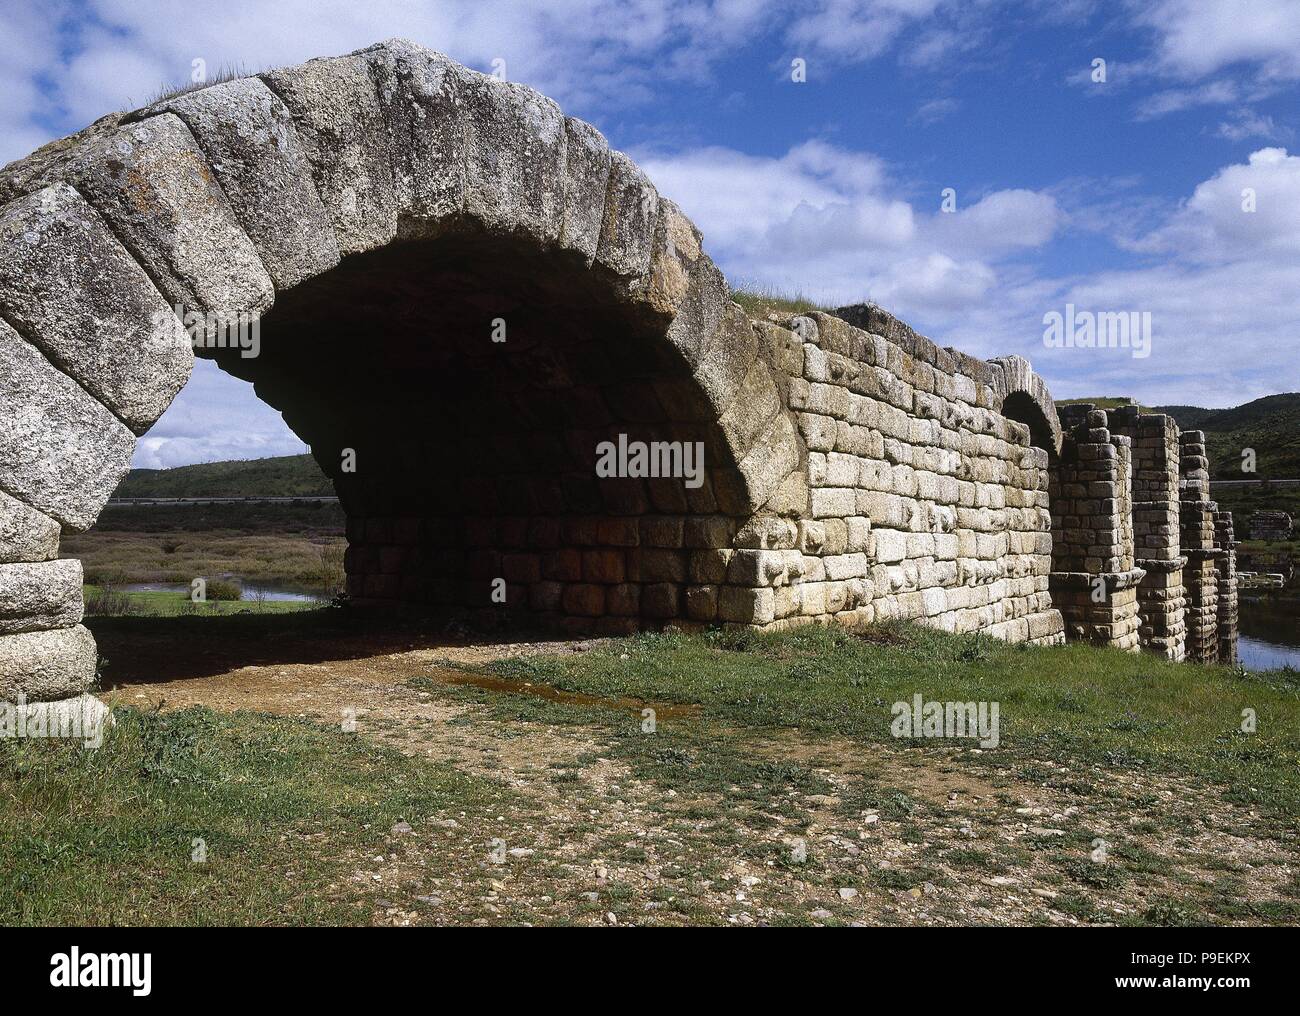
left=204, top=579, right=242, bottom=601
left=84, top=587, right=135, bottom=617
left=316, top=541, right=346, bottom=598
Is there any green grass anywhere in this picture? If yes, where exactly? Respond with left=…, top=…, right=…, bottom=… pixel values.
left=9, top=619, right=1299, bottom=925
left=0, top=707, right=504, bottom=925
left=83, top=584, right=323, bottom=617
left=139, top=63, right=259, bottom=109
left=468, top=623, right=1300, bottom=827
left=731, top=284, right=832, bottom=317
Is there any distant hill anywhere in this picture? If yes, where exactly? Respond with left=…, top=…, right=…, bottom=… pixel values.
left=1062, top=394, right=1300, bottom=480
left=1154, top=394, right=1300, bottom=480
left=114, top=454, right=333, bottom=498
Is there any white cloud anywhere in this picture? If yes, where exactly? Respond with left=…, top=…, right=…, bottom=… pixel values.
left=60, top=28, right=175, bottom=126
left=785, top=0, right=943, bottom=63
left=901, top=28, right=970, bottom=69
left=641, top=139, right=1058, bottom=311
left=1134, top=0, right=1300, bottom=81
left=1215, top=109, right=1291, bottom=143
left=639, top=140, right=901, bottom=257
left=132, top=360, right=306, bottom=468
left=927, top=188, right=1061, bottom=255
left=914, top=97, right=959, bottom=123
left=927, top=148, right=1300, bottom=405
left=0, top=1, right=71, bottom=164
left=1065, top=58, right=1146, bottom=91
left=1017, top=256, right=1300, bottom=408
left=1136, top=147, right=1300, bottom=262
left=645, top=139, right=1298, bottom=407
left=1061, top=4, right=1300, bottom=123
left=1134, top=78, right=1239, bottom=120
left=873, top=253, right=998, bottom=309
left=0, top=0, right=781, bottom=167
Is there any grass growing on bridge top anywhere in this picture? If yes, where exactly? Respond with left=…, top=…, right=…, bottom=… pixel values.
left=730, top=284, right=831, bottom=318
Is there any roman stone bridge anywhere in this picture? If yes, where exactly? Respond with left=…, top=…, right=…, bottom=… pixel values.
left=0, top=40, right=1237, bottom=716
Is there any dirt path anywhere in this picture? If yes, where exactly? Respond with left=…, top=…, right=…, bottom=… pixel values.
left=96, top=633, right=1299, bottom=927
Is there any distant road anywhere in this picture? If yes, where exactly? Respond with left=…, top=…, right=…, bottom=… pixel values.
left=107, top=496, right=339, bottom=506
left=1209, top=479, right=1300, bottom=488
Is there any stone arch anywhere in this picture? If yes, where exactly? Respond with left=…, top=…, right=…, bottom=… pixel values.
left=1000, top=391, right=1059, bottom=459
left=0, top=40, right=804, bottom=702
left=987, top=355, right=1062, bottom=458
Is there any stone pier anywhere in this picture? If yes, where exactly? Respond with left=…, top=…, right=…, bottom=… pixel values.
left=1109, top=406, right=1186, bottom=660
left=1050, top=407, right=1143, bottom=650
left=1180, top=430, right=1222, bottom=663
left=1048, top=409, right=1237, bottom=664
left=1215, top=510, right=1239, bottom=665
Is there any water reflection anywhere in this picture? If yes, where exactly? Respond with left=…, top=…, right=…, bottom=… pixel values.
left=1237, top=596, right=1300, bottom=671
left=120, top=581, right=323, bottom=603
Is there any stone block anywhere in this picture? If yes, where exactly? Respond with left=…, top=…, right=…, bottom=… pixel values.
left=0, top=184, right=193, bottom=433
left=0, top=490, right=60, bottom=564
left=36, top=114, right=274, bottom=318
left=0, top=559, right=83, bottom=634
left=641, top=582, right=681, bottom=619
left=261, top=49, right=399, bottom=253
left=718, top=586, right=776, bottom=625
left=0, top=318, right=135, bottom=531
left=0, top=624, right=97, bottom=701
left=146, top=76, right=341, bottom=289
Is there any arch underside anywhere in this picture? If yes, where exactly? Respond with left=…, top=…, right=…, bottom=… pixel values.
left=1000, top=391, right=1060, bottom=460
left=213, top=226, right=767, bottom=624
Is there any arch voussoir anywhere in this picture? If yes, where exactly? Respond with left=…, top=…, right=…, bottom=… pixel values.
left=0, top=112, right=274, bottom=322
left=260, top=52, right=400, bottom=256
left=596, top=150, right=659, bottom=281
left=0, top=182, right=193, bottom=434
left=559, top=117, right=613, bottom=264
left=988, top=354, right=1062, bottom=456
left=141, top=76, right=343, bottom=291
left=0, top=316, right=135, bottom=530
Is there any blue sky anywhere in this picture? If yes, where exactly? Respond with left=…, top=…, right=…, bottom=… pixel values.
left=2, top=0, right=1298, bottom=467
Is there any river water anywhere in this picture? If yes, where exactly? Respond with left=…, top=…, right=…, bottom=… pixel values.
left=121, top=581, right=323, bottom=603
left=1237, top=596, right=1300, bottom=671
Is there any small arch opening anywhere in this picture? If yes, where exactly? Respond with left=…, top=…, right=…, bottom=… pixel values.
left=1001, top=390, right=1059, bottom=462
